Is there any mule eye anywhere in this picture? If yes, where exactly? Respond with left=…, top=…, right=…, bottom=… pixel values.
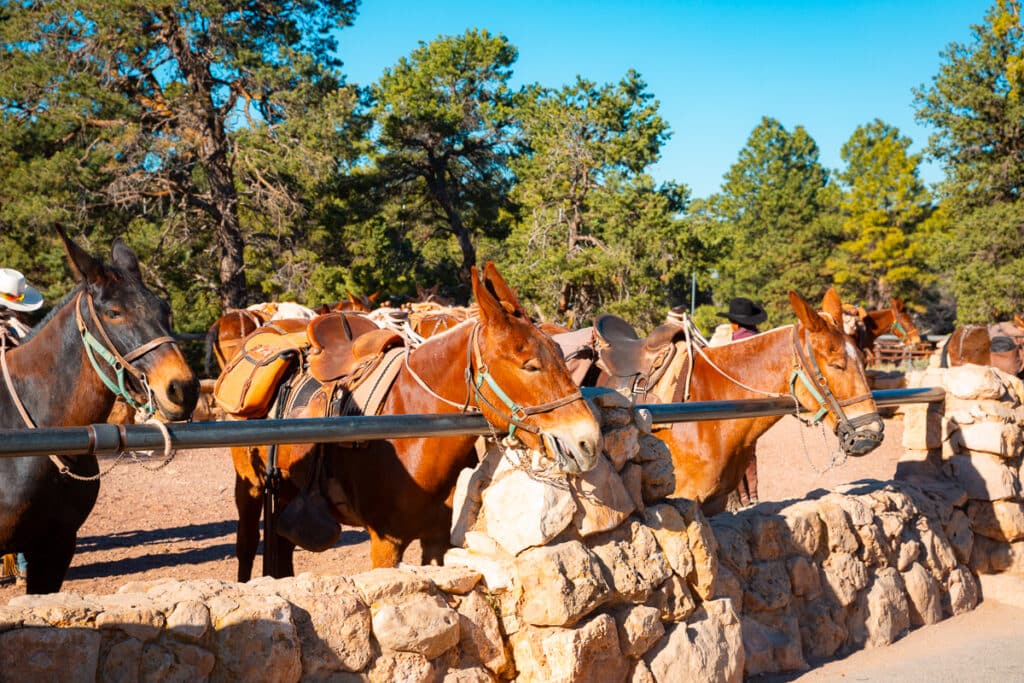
left=105, top=308, right=123, bottom=320
left=523, top=359, right=542, bottom=372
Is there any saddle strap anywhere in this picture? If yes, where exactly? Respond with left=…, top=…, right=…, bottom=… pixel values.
left=344, top=347, right=405, bottom=417
left=0, top=335, right=36, bottom=429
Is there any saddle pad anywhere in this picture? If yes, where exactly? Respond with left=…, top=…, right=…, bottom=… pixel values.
left=213, top=328, right=309, bottom=418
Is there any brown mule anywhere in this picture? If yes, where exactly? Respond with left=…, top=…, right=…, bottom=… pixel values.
left=230, top=262, right=603, bottom=580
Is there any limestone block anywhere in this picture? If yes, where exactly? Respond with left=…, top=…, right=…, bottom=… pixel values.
left=815, top=501, right=860, bottom=554
left=621, top=462, right=645, bottom=513
left=644, top=573, right=697, bottom=623
left=915, top=518, right=960, bottom=578
left=821, top=552, right=868, bottom=607
left=710, top=516, right=753, bottom=578
left=947, top=452, right=1021, bottom=501
left=603, top=425, right=641, bottom=471
left=629, top=660, right=656, bottom=683
left=442, top=664, right=497, bottom=682
left=743, top=561, right=793, bottom=613
left=740, top=612, right=807, bottom=677
left=101, top=637, right=143, bottom=683
left=366, top=651, right=435, bottom=683
left=399, top=564, right=483, bottom=595
left=6, top=592, right=103, bottom=627
left=591, top=390, right=633, bottom=410
left=0, top=627, right=100, bottom=683
left=570, top=455, right=635, bottom=536
left=587, top=520, right=673, bottom=604
left=634, top=407, right=654, bottom=435
left=748, top=515, right=788, bottom=561
left=943, top=365, right=1007, bottom=400
left=444, top=533, right=516, bottom=592
left=641, top=504, right=695, bottom=579
left=372, top=593, right=460, bottom=659
left=455, top=589, right=510, bottom=677
left=164, top=600, right=210, bottom=642
left=515, top=541, right=609, bottom=627
left=856, top=519, right=894, bottom=568
left=679, top=503, right=720, bottom=601
left=480, top=467, right=577, bottom=555
left=778, top=500, right=825, bottom=558
left=208, top=593, right=301, bottom=683
left=971, top=536, right=1024, bottom=575
left=896, top=539, right=921, bottom=572
left=901, top=403, right=945, bottom=451
left=966, top=500, right=1024, bottom=543
left=261, top=575, right=374, bottom=675
left=601, top=406, right=635, bottom=428
left=945, top=564, right=980, bottom=616
left=787, top=556, right=822, bottom=600
left=816, top=492, right=874, bottom=527
left=954, top=420, right=1023, bottom=459
left=900, top=562, right=943, bottom=626
left=635, top=436, right=676, bottom=502
left=796, top=599, right=847, bottom=661
left=613, top=605, right=665, bottom=659
left=848, top=567, right=910, bottom=649
left=511, top=614, right=629, bottom=683
left=140, top=640, right=216, bottom=683
left=712, top=565, right=745, bottom=614
left=450, top=443, right=505, bottom=546
left=351, top=568, right=434, bottom=605
left=645, top=599, right=743, bottom=683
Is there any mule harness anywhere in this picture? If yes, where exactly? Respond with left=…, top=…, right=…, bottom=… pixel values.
left=1, top=289, right=178, bottom=478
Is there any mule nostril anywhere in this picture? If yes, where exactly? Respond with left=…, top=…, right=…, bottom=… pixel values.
left=168, top=377, right=200, bottom=411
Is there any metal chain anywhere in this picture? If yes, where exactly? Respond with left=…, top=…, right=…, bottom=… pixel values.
left=50, top=419, right=176, bottom=480
left=792, top=393, right=848, bottom=475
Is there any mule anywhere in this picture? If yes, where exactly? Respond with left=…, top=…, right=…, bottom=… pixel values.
left=844, top=299, right=921, bottom=363
left=569, top=288, right=883, bottom=515
left=0, top=227, right=198, bottom=593
left=204, top=308, right=268, bottom=375
left=231, top=262, right=602, bottom=580
left=941, top=315, right=1024, bottom=378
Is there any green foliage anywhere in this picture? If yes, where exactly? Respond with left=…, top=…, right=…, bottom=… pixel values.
left=703, top=117, right=838, bottom=326
left=914, top=0, right=1024, bottom=322
left=366, top=29, right=519, bottom=300
left=497, top=73, right=688, bottom=330
left=825, top=120, right=935, bottom=308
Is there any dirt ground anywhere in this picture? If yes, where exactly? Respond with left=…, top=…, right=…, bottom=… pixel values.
left=4, top=412, right=1024, bottom=680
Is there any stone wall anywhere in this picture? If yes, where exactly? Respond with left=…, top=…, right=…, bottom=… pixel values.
left=2, top=379, right=1017, bottom=682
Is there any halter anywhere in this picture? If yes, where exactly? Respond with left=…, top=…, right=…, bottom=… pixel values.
left=74, top=290, right=177, bottom=418
left=788, top=325, right=884, bottom=453
left=466, top=323, right=585, bottom=441
left=889, top=315, right=911, bottom=344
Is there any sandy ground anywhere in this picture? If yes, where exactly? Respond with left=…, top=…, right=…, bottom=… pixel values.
left=4, top=413, right=1024, bottom=679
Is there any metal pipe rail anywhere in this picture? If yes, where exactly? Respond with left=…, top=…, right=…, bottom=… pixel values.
left=0, top=387, right=945, bottom=459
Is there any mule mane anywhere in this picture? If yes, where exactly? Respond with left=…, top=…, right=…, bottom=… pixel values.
left=20, top=284, right=83, bottom=344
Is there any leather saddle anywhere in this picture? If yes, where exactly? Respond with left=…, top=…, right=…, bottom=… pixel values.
left=307, top=312, right=402, bottom=384
left=593, top=313, right=686, bottom=399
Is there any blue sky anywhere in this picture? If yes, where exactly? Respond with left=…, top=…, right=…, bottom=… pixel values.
left=337, top=0, right=990, bottom=199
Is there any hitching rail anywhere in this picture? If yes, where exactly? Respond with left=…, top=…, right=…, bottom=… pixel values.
left=0, top=387, right=945, bottom=459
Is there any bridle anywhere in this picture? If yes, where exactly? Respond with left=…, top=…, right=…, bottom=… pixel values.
left=788, top=325, right=884, bottom=453
left=401, top=321, right=585, bottom=456
left=74, top=290, right=177, bottom=418
left=1, top=288, right=176, bottom=430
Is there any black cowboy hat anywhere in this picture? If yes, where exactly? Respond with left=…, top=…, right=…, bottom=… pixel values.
left=717, top=297, right=767, bottom=326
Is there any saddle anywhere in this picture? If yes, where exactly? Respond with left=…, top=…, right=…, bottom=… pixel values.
left=592, top=314, right=687, bottom=400
left=214, top=312, right=403, bottom=419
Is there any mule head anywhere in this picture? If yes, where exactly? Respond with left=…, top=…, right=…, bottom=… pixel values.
left=471, top=262, right=601, bottom=474
left=58, top=226, right=199, bottom=421
left=890, top=297, right=921, bottom=346
left=790, top=288, right=883, bottom=457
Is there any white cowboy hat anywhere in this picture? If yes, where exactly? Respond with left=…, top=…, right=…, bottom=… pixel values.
left=0, top=268, right=44, bottom=312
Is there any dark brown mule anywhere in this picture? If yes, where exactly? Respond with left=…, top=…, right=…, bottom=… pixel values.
left=845, top=299, right=921, bottom=363
left=593, top=289, right=883, bottom=515
left=0, top=228, right=198, bottom=593
left=941, top=325, right=991, bottom=368
left=231, top=262, right=602, bottom=580
left=203, top=308, right=269, bottom=375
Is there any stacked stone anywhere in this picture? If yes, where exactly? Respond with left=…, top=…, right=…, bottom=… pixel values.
left=445, top=390, right=743, bottom=683
left=711, top=480, right=979, bottom=677
left=903, top=365, right=1024, bottom=576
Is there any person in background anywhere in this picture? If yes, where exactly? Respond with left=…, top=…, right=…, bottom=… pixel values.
left=716, top=297, right=767, bottom=508
left=0, top=268, right=45, bottom=588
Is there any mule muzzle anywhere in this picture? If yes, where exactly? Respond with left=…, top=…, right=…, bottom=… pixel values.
left=541, top=431, right=601, bottom=475
left=837, top=412, right=885, bottom=456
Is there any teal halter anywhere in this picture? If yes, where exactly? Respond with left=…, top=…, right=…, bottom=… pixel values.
left=74, top=290, right=176, bottom=418
left=466, top=323, right=584, bottom=441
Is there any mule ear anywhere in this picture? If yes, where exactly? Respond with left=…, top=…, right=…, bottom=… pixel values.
left=56, top=224, right=104, bottom=284
left=472, top=264, right=501, bottom=323
left=369, top=291, right=379, bottom=303
left=821, top=287, right=843, bottom=325
left=789, top=290, right=827, bottom=333
left=482, top=262, right=529, bottom=319
left=1015, top=313, right=1024, bottom=330
left=892, top=297, right=904, bottom=312
left=111, top=238, right=143, bottom=281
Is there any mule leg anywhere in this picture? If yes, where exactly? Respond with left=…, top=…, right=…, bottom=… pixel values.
left=22, top=532, right=76, bottom=595
left=234, top=474, right=262, bottom=583
left=368, top=528, right=404, bottom=568
left=268, top=535, right=296, bottom=579
left=420, top=533, right=450, bottom=566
